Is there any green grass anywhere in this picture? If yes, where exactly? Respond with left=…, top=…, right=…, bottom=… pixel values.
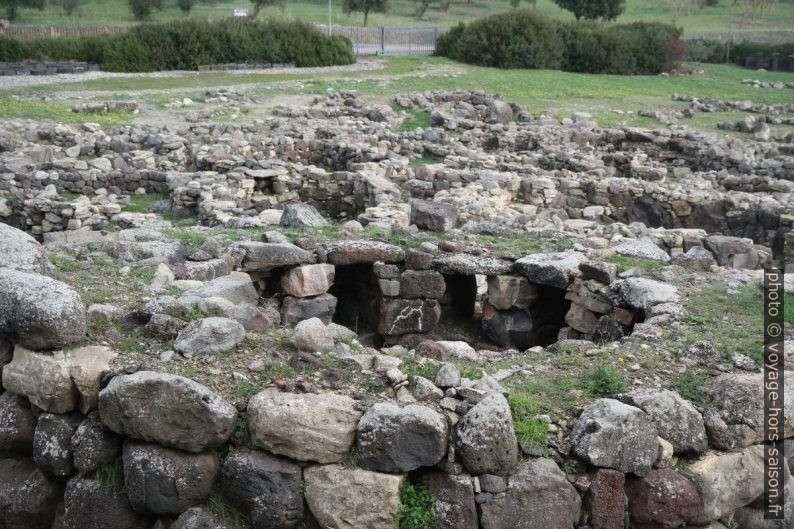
left=394, top=108, right=432, bottom=132
left=507, top=393, right=548, bottom=446
left=607, top=255, right=666, bottom=275
left=49, top=252, right=82, bottom=273
left=583, top=364, right=626, bottom=397
left=672, top=371, right=707, bottom=406
left=9, top=0, right=794, bottom=38
left=395, top=478, right=437, bottom=529
left=123, top=192, right=170, bottom=213
left=94, top=459, right=125, bottom=492
left=0, top=98, right=134, bottom=126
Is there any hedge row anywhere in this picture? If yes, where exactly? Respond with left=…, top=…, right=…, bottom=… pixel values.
left=687, top=38, right=794, bottom=66
left=435, top=11, right=685, bottom=75
left=0, top=19, right=355, bottom=72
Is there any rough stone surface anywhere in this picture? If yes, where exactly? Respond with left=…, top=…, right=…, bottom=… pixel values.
left=624, top=468, right=701, bottom=529
left=322, top=240, right=405, bottom=265
left=617, top=388, right=707, bottom=454
left=0, top=223, right=53, bottom=275
left=2, top=346, right=78, bottom=413
left=607, top=278, right=679, bottom=312
left=410, top=199, right=459, bottom=231
left=0, top=461, right=63, bottom=529
left=479, top=458, right=582, bottom=529
left=247, top=390, right=363, bottom=463
left=280, top=202, right=328, bottom=228
left=487, top=275, right=538, bottom=310
left=32, top=412, right=83, bottom=477
left=173, top=317, right=246, bottom=358
left=571, top=398, right=659, bottom=476
left=237, top=242, right=316, bottom=271
left=171, top=507, right=227, bottom=529
left=514, top=252, right=586, bottom=289
left=99, top=371, right=237, bottom=452
left=281, top=264, right=335, bottom=297
left=456, top=392, right=518, bottom=476
left=0, top=391, right=36, bottom=456
left=292, top=317, right=334, bottom=353
left=583, top=469, right=626, bottom=529
left=304, top=464, right=404, bottom=529
left=356, top=402, right=448, bottom=472
left=71, top=411, right=122, bottom=475
left=428, top=470, right=478, bottom=529
left=222, top=448, right=304, bottom=529
left=0, top=268, right=86, bottom=349
left=63, top=476, right=149, bottom=529
left=123, top=440, right=220, bottom=516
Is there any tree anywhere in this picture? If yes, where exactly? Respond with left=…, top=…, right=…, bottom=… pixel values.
left=177, top=0, right=194, bottom=14
left=250, top=0, right=285, bottom=18
left=61, top=0, right=84, bottom=16
left=342, top=0, right=387, bottom=26
left=0, top=0, right=44, bottom=21
left=128, top=0, right=163, bottom=20
left=415, top=0, right=434, bottom=18
left=552, top=0, right=625, bottom=20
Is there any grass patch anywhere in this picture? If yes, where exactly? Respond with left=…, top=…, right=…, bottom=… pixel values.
left=207, top=492, right=250, bottom=529
left=672, top=371, right=708, bottom=407
left=131, top=265, right=156, bottom=284
left=507, top=393, right=548, bottom=446
left=49, top=252, right=81, bottom=273
left=94, top=459, right=125, bottom=492
left=231, top=381, right=263, bottom=399
left=164, top=229, right=208, bottom=251
left=394, top=108, right=432, bottom=132
left=0, top=98, right=134, bottom=126
left=123, top=192, right=170, bottom=213
left=607, top=255, right=665, bottom=275
left=396, top=478, right=437, bottom=529
left=583, top=364, right=626, bottom=398
left=409, top=153, right=443, bottom=168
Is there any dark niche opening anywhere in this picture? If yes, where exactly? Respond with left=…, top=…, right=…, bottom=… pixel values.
left=527, top=285, right=572, bottom=347
left=440, top=274, right=478, bottom=321
left=329, top=264, right=381, bottom=335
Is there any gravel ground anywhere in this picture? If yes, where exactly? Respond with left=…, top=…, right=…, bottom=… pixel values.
left=0, top=60, right=385, bottom=91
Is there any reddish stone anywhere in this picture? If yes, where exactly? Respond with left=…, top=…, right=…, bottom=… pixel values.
left=585, top=469, right=627, bottom=529
left=612, top=307, right=635, bottom=326
left=625, top=468, right=700, bottom=529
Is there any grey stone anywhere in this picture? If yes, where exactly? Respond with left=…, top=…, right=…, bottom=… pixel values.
left=428, top=470, right=478, bottom=529
left=0, top=268, right=86, bottom=349
left=280, top=202, right=328, bottom=228
left=410, top=199, right=459, bottom=231
left=63, top=477, right=149, bottom=529
left=321, top=240, right=405, bottom=265
left=281, top=293, right=337, bottom=325
left=71, top=411, right=122, bottom=475
left=571, top=398, right=659, bottom=476
left=0, top=391, right=35, bottom=456
left=174, top=317, right=246, bottom=358
left=171, top=507, right=227, bottom=529
left=291, top=317, right=334, bottom=353
left=99, top=371, right=237, bottom=452
left=281, top=264, right=335, bottom=297
left=456, top=392, right=518, bottom=475
left=514, top=252, right=587, bottom=289
left=123, top=440, right=219, bottom=516
left=32, top=412, right=82, bottom=477
left=612, top=237, right=671, bottom=263
left=237, top=242, right=316, bottom=272
left=433, top=253, right=513, bottom=276
left=606, top=278, right=679, bottom=312
left=222, top=448, right=304, bottom=529
left=0, top=223, right=53, bottom=275
left=356, top=402, right=448, bottom=472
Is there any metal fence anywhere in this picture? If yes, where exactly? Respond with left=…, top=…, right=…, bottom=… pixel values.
left=0, top=25, right=129, bottom=39
left=314, top=24, right=442, bottom=56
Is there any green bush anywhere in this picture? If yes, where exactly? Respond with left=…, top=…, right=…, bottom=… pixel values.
left=686, top=39, right=725, bottom=63
left=0, top=18, right=355, bottom=72
left=395, top=478, right=437, bottom=529
left=584, top=364, right=626, bottom=397
left=436, top=11, right=683, bottom=74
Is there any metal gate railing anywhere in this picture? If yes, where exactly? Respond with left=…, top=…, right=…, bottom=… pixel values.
left=314, top=24, right=443, bottom=56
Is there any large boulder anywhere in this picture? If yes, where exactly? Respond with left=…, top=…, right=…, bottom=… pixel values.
left=704, top=371, right=794, bottom=450
left=321, top=241, right=405, bottom=265
left=0, top=223, right=53, bottom=275
left=98, top=371, right=237, bottom=453
left=480, top=458, right=582, bottom=529
left=428, top=470, right=478, bottom=529
left=291, top=317, right=334, bottom=353
left=281, top=264, right=335, bottom=298
left=179, top=272, right=259, bottom=306
left=410, top=199, right=459, bottom=232
left=433, top=253, right=513, bottom=276
left=0, top=391, right=36, bottom=456
left=222, top=448, right=304, bottom=529
left=514, top=252, right=586, bottom=289
left=624, top=468, right=701, bottom=529
left=612, top=238, right=671, bottom=263
left=0, top=460, right=63, bottom=529
left=356, top=402, right=448, bottom=472
left=237, top=242, right=315, bottom=272
left=571, top=399, right=658, bottom=476
left=377, top=298, right=441, bottom=336
left=687, top=445, right=767, bottom=524
left=32, top=412, right=83, bottom=477
left=304, top=464, right=404, bottom=529
left=0, top=268, right=86, bottom=349
left=704, top=235, right=758, bottom=269
left=71, top=411, right=122, bottom=475
left=606, top=278, right=679, bottom=312
left=247, top=390, right=362, bottom=463
left=173, top=317, right=246, bottom=358
left=486, top=276, right=538, bottom=310
left=122, top=440, right=219, bottom=516
left=617, top=388, right=707, bottom=454
left=280, top=202, right=328, bottom=228
left=456, top=392, right=518, bottom=475
left=62, top=477, right=149, bottom=529
left=399, top=270, right=446, bottom=299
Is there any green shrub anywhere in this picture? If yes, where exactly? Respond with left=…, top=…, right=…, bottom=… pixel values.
left=686, top=39, right=725, bottom=63
left=436, top=11, right=683, bottom=75
left=396, top=478, right=437, bottom=529
left=672, top=372, right=707, bottom=406
left=0, top=19, right=354, bottom=72
left=584, top=364, right=626, bottom=397
left=507, top=393, right=548, bottom=446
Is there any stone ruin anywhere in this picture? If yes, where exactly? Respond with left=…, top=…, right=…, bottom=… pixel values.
left=0, top=89, right=792, bottom=529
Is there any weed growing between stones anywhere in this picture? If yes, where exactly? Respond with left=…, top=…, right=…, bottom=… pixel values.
left=672, top=372, right=707, bottom=407
left=94, top=459, right=125, bottom=492
left=395, top=478, right=437, bottom=529
left=507, top=393, right=548, bottom=447
left=583, top=364, right=626, bottom=397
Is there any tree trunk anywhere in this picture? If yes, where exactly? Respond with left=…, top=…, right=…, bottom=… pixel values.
left=364, top=9, right=368, bottom=26
left=8, top=2, right=17, bottom=20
